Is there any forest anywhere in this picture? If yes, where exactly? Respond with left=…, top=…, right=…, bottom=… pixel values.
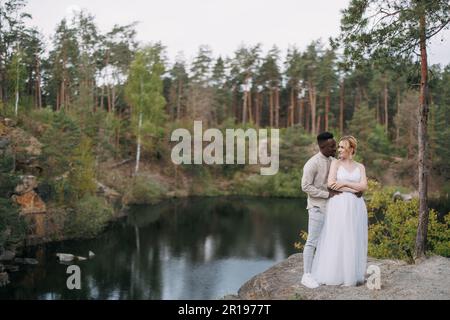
left=0, top=0, right=449, bottom=261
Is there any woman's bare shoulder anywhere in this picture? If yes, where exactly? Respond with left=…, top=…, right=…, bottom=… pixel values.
left=354, top=161, right=366, bottom=170
left=331, top=158, right=341, bottom=166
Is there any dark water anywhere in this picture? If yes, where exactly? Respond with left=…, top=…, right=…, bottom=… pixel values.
left=0, top=196, right=308, bottom=300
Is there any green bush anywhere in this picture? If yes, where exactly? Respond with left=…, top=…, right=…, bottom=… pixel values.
left=40, top=111, right=81, bottom=178
left=367, top=181, right=450, bottom=261
left=232, top=169, right=303, bottom=198
left=0, top=161, right=26, bottom=248
left=67, top=137, right=96, bottom=201
left=64, top=195, right=113, bottom=239
left=125, top=176, right=169, bottom=204
left=0, top=198, right=26, bottom=248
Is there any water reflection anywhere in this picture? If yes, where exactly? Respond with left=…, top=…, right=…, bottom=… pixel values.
left=1, top=196, right=308, bottom=300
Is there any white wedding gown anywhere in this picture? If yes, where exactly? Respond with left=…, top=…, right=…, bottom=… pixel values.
left=311, top=165, right=368, bottom=286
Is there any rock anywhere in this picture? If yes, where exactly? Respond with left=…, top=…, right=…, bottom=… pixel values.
left=57, top=253, right=75, bottom=262
left=0, top=263, right=4, bottom=272
left=12, top=190, right=47, bottom=214
left=95, top=180, right=121, bottom=201
left=0, top=250, right=15, bottom=262
left=57, top=253, right=88, bottom=262
left=15, top=176, right=39, bottom=195
left=221, top=294, right=241, bottom=300
left=4, top=265, right=19, bottom=272
left=236, top=253, right=450, bottom=300
left=9, top=127, right=42, bottom=156
left=12, top=175, right=47, bottom=215
left=89, top=251, right=95, bottom=258
left=0, top=272, right=9, bottom=287
left=36, top=182, right=53, bottom=202
left=393, top=191, right=418, bottom=202
left=0, top=122, right=7, bottom=135
left=0, top=137, right=10, bottom=149
left=15, top=157, right=43, bottom=175
left=3, top=118, right=16, bottom=127
left=14, top=258, right=39, bottom=265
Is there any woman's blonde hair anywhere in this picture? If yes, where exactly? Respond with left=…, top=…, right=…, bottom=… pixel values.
left=339, top=136, right=357, bottom=156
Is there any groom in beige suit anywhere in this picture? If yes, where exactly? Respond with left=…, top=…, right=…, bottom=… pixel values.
left=300, top=132, right=340, bottom=289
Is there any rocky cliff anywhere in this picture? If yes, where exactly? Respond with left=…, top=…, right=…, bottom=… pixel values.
left=233, top=253, right=450, bottom=300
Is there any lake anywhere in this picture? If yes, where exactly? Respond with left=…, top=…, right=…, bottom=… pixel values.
left=0, top=196, right=308, bottom=300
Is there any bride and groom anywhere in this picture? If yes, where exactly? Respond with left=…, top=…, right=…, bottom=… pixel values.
left=301, top=132, right=368, bottom=288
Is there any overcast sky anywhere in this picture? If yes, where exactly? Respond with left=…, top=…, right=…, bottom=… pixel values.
left=24, top=0, right=450, bottom=66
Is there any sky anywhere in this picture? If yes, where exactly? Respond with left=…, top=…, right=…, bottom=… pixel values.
left=24, top=0, right=450, bottom=66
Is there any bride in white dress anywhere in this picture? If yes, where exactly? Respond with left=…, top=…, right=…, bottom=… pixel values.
left=311, top=136, right=368, bottom=286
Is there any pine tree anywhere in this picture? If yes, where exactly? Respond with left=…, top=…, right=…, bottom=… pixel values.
left=318, top=48, right=337, bottom=132
left=47, top=18, right=79, bottom=110
left=211, top=56, right=230, bottom=124
left=40, top=111, right=82, bottom=177
left=168, top=53, right=189, bottom=120
left=259, top=46, right=281, bottom=127
left=284, top=46, right=303, bottom=127
left=338, top=0, right=450, bottom=259
left=301, top=41, right=323, bottom=134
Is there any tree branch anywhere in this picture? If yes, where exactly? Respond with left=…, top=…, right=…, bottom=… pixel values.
left=426, top=19, right=450, bottom=41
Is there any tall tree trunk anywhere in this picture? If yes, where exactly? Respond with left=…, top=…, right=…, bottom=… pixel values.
left=65, top=78, right=70, bottom=110
left=384, top=74, right=389, bottom=134
left=415, top=13, right=429, bottom=260
left=14, top=52, right=20, bottom=117
left=396, top=87, right=401, bottom=142
left=248, top=88, right=253, bottom=123
left=112, top=84, right=116, bottom=113
left=0, top=58, right=3, bottom=103
left=242, top=90, right=248, bottom=124
left=299, top=98, right=305, bottom=128
left=35, top=55, right=42, bottom=109
left=275, top=86, right=280, bottom=128
left=325, top=90, right=330, bottom=132
left=339, top=79, right=345, bottom=134
left=289, top=88, right=295, bottom=127
left=255, top=91, right=260, bottom=127
left=115, top=120, right=120, bottom=158
left=232, top=87, right=237, bottom=123
left=60, top=80, right=65, bottom=111
left=59, top=50, right=67, bottom=110
left=100, top=85, right=105, bottom=111
left=269, top=89, right=274, bottom=127
left=308, top=83, right=316, bottom=134
left=316, top=114, right=321, bottom=134
left=107, top=85, right=112, bottom=113
left=135, top=111, right=143, bottom=175
left=177, top=78, right=182, bottom=120
left=305, top=99, right=310, bottom=133
left=362, top=87, right=369, bottom=107
left=376, top=95, right=380, bottom=124
left=56, top=91, right=60, bottom=111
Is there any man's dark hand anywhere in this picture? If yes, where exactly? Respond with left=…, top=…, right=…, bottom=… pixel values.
left=355, top=191, right=363, bottom=198
left=328, top=188, right=342, bottom=198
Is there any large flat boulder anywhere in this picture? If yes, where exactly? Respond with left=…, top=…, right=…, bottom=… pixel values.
left=237, top=253, right=450, bottom=300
